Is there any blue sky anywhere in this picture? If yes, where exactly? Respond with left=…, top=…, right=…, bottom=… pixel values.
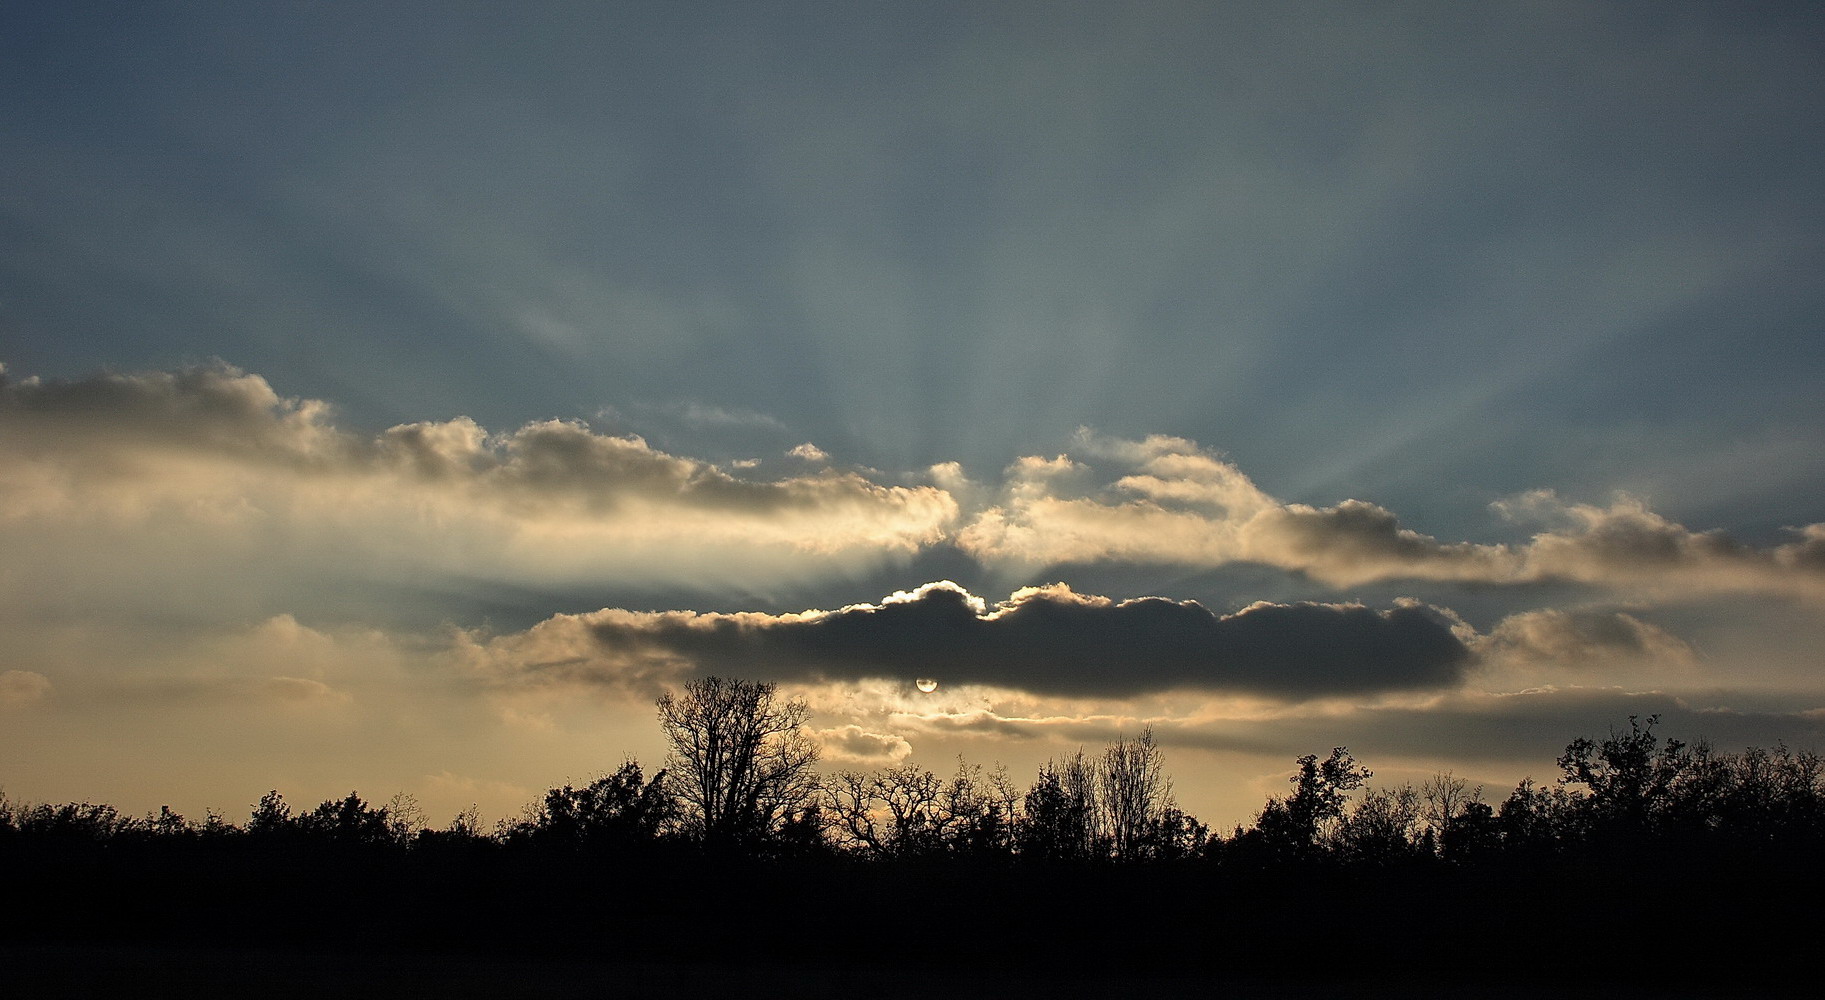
left=4, top=3, right=1824, bottom=827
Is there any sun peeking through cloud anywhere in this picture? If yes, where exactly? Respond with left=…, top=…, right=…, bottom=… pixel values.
left=469, top=580, right=1475, bottom=702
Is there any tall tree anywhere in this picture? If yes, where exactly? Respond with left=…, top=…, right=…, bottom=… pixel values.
left=1097, top=727, right=1172, bottom=861
left=1247, top=747, right=1371, bottom=862
left=1420, top=771, right=1482, bottom=848
left=1019, top=751, right=1099, bottom=861
left=656, top=676, right=819, bottom=852
left=1557, top=714, right=1686, bottom=835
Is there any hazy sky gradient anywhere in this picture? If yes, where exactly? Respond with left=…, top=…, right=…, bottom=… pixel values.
left=4, top=2, right=1823, bottom=828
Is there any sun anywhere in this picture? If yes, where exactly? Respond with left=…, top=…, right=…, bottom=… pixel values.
left=914, top=678, right=939, bottom=693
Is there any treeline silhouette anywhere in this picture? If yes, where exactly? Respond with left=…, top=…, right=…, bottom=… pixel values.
left=5, top=681, right=1823, bottom=993
left=10, top=709, right=1819, bottom=867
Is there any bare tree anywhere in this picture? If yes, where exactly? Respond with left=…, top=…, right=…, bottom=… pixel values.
left=1097, top=727, right=1172, bottom=861
left=942, top=759, right=1021, bottom=857
left=1060, top=749, right=1099, bottom=853
left=447, top=804, right=483, bottom=839
left=827, top=759, right=1019, bottom=859
left=825, top=764, right=941, bottom=858
left=385, top=791, right=427, bottom=846
left=1420, top=771, right=1483, bottom=847
left=656, top=676, right=819, bottom=851
left=1334, top=783, right=1422, bottom=863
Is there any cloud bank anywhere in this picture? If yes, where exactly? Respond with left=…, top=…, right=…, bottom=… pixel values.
left=0, top=364, right=956, bottom=610
left=957, top=430, right=1825, bottom=601
left=4, top=365, right=1821, bottom=614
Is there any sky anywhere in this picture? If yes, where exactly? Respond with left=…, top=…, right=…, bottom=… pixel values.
left=4, top=2, right=1825, bottom=831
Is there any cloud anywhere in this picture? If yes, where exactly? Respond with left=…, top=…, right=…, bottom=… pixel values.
left=812, top=725, right=914, bottom=765
left=1497, top=491, right=1825, bottom=600
left=474, top=581, right=1475, bottom=701
left=787, top=442, right=830, bottom=463
left=0, top=363, right=958, bottom=612
left=957, top=431, right=1825, bottom=601
left=421, top=771, right=535, bottom=818
left=451, top=609, right=697, bottom=698
left=0, top=670, right=53, bottom=706
left=262, top=676, right=353, bottom=705
left=873, top=683, right=1825, bottom=792
left=1278, top=687, right=1825, bottom=773
left=955, top=431, right=1519, bottom=585
left=643, top=400, right=787, bottom=431
left=892, top=710, right=1053, bottom=741
left=1479, top=608, right=1697, bottom=671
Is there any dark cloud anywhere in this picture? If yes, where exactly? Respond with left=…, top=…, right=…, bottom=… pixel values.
left=574, top=582, right=1475, bottom=700
left=0, top=362, right=347, bottom=465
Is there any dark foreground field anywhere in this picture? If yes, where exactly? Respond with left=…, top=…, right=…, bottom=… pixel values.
left=0, top=940, right=1799, bottom=1000
left=5, top=851, right=1816, bottom=998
